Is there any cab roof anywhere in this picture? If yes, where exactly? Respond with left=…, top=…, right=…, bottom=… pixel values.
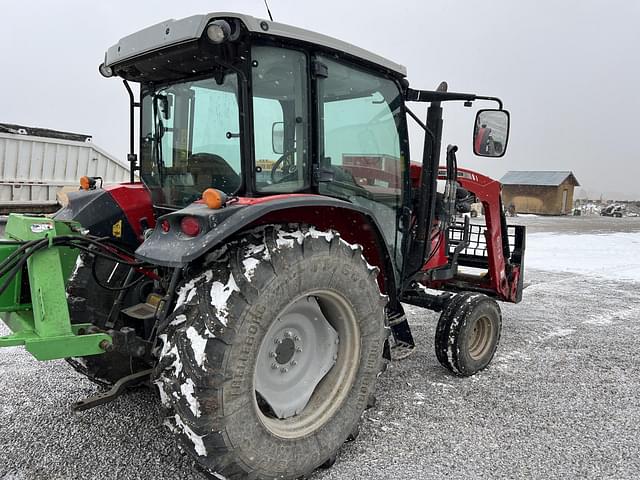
left=104, top=12, right=407, bottom=77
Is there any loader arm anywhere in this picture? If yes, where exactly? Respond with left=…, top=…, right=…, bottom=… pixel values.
left=449, top=167, right=525, bottom=303
left=407, top=165, right=525, bottom=303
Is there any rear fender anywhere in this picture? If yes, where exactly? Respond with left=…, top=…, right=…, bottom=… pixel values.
left=135, top=195, right=398, bottom=296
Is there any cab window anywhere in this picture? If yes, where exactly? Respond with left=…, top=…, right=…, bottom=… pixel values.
left=317, top=56, right=405, bottom=265
left=251, top=46, right=309, bottom=193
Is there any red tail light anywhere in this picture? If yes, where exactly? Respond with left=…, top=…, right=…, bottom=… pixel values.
left=180, top=216, right=201, bottom=237
left=160, top=220, right=170, bottom=233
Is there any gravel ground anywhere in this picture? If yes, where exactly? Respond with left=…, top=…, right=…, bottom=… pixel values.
left=2, top=218, right=640, bottom=479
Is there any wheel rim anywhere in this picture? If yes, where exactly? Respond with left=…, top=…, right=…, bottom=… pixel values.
left=254, top=290, right=361, bottom=439
left=468, top=315, right=493, bottom=360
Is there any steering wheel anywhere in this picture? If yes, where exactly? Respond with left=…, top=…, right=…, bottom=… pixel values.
left=270, top=151, right=297, bottom=184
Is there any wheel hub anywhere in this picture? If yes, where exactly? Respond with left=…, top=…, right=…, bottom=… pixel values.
left=255, top=296, right=339, bottom=419
left=469, top=315, right=493, bottom=360
left=274, top=338, right=296, bottom=365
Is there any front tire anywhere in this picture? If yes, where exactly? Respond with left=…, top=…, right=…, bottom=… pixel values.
left=154, top=226, right=387, bottom=479
left=435, top=292, right=501, bottom=376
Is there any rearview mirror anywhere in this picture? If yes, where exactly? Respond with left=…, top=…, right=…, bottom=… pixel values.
left=473, top=109, right=510, bottom=157
left=272, top=122, right=284, bottom=155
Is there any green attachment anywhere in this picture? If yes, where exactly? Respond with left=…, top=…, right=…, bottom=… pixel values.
left=0, top=214, right=111, bottom=360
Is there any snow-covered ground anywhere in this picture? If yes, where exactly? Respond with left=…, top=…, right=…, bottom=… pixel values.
left=526, top=231, right=640, bottom=281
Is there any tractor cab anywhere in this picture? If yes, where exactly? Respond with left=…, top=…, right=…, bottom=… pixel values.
left=104, top=14, right=407, bottom=209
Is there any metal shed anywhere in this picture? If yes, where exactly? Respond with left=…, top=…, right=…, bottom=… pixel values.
left=0, top=123, right=129, bottom=213
left=500, top=171, right=580, bottom=215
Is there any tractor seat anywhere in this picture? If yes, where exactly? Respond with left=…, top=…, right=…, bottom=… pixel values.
left=187, top=153, right=241, bottom=193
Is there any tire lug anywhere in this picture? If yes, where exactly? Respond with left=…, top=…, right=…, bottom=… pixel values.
left=269, top=351, right=277, bottom=358
left=294, top=335, right=301, bottom=341
left=275, top=338, right=282, bottom=344
left=290, top=360, right=297, bottom=367
left=271, top=363, right=278, bottom=369
left=296, top=346, right=302, bottom=353
left=284, top=331, right=292, bottom=338
left=280, top=367, right=288, bottom=374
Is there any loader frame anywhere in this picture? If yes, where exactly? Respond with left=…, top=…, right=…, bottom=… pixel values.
left=0, top=215, right=111, bottom=359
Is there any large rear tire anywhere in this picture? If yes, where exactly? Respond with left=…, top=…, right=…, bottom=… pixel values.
left=154, top=225, right=387, bottom=479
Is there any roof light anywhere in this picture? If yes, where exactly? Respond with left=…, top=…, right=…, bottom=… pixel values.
left=206, top=20, right=231, bottom=44
left=98, top=63, right=113, bottom=78
left=202, top=188, right=227, bottom=209
left=180, top=216, right=201, bottom=237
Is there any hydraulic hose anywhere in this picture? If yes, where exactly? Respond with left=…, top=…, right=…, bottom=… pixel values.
left=0, top=235, right=149, bottom=297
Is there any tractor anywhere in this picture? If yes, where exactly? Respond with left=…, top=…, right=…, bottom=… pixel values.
left=0, top=12, right=525, bottom=479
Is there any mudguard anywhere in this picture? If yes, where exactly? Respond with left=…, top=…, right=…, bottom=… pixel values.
left=135, top=195, right=395, bottom=274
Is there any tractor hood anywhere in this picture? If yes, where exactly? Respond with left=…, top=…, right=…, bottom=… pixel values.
left=103, top=12, right=406, bottom=80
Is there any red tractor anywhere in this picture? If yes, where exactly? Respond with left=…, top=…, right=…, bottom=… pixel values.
left=0, top=12, right=524, bottom=479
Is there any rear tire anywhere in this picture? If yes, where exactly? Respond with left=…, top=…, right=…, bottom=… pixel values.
left=154, top=225, right=387, bottom=479
left=435, top=292, right=501, bottom=376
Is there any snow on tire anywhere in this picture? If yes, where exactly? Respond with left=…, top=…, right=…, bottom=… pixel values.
left=153, top=225, right=387, bottom=479
left=434, top=292, right=502, bottom=376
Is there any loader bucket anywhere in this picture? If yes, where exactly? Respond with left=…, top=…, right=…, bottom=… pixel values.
left=0, top=214, right=111, bottom=360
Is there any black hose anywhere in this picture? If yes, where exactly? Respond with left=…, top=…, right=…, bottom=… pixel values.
left=0, top=234, right=147, bottom=297
left=90, top=256, right=146, bottom=291
left=65, top=241, right=143, bottom=267
left=424, top=228, right=443, bottom=265
left=0, top=239, right=51, bottom=295
left=0, top=239, right=41, bottom=274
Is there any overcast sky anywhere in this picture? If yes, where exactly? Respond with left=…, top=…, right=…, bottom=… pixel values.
left=2, top=1, right=639, bottom=199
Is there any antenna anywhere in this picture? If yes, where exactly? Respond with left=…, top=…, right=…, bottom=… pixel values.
left=263, top=0, right=274, bottom=21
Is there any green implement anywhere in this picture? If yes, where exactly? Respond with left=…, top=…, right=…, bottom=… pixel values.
left=0, top=214, right=111, bottom=360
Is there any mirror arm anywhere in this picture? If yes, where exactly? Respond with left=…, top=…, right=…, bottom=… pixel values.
left=473, top=95, right=503, bottom=110
left=406, top=88, right=503, bottom=110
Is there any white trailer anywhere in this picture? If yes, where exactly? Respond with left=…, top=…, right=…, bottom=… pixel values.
left=0, top=123, right=129, bottom=213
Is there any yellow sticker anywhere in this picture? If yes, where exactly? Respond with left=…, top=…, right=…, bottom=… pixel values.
left=112, top=219, right=123, bottom=238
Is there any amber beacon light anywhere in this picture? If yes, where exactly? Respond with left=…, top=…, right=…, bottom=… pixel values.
left=202, top=188, right=227, bottom=209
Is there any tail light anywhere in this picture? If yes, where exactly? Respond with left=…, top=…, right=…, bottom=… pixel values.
left=180, top=216, right=201, bottom=237
left=160, top=219, right=171, bottom=233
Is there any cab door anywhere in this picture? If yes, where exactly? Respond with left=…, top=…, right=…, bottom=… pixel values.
left=315, top=56, right=409, bottom=275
